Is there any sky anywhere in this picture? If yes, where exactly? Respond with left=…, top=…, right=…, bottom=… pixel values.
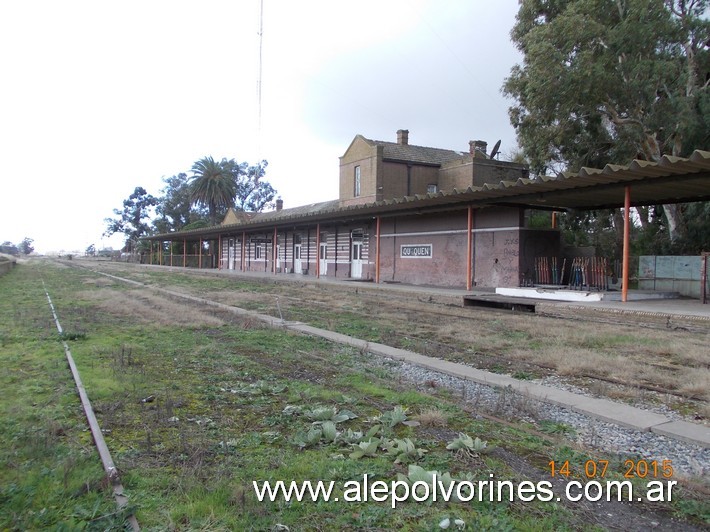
left=0, top=0, right=523, bottom=254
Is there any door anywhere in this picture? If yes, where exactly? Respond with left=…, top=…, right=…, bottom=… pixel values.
left=351, top=241, right=363, bottom=279
left=294, top=244, right=302, bottom=274
left=228, top=238, right=235, bottom=270
left=319, top=242, right=328, bottom=275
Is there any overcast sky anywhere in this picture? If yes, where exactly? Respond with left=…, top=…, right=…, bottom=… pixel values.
left=0, top=0, right=522, bottom=254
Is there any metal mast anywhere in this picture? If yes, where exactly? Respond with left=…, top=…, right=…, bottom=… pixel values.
left=256, top=0, right=264, bottom=155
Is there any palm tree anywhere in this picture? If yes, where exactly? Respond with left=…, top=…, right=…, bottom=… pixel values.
left=189, top=156, right=236, bottom=225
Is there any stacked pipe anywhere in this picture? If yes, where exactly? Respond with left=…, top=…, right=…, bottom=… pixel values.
left=533, top=257, right=566, bottom=286
left=568, top=257, right=608, bottom=291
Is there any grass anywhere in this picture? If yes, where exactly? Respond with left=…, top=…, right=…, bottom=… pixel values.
left=1, top=259, right=708, bottom=530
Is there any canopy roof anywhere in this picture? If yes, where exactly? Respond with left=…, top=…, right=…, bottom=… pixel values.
left=147, top=150, right=710, bottom=241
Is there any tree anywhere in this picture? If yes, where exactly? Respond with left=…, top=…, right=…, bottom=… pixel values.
left=104, top=187, right=158, bottom=253
left=230, top=160, right=277, bottom=212
left=189, top=156, right=237, bottom=226
left=85, top=244, right=96, bottom=257
left=154, top=173, right=207, bottom=234
left=18, top=237, right=34, bottom=255
left=1, top=241, right=18, bottom=255
left=188, top=157, right=278, bottom=226
left=504, top=0, right=710, bottom=243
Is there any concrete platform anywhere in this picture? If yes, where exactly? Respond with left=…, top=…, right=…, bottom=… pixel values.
left=496, top=286, right=681, bottom=302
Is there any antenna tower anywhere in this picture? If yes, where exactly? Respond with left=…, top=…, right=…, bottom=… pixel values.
left=256, top=0, right=264, bottom=157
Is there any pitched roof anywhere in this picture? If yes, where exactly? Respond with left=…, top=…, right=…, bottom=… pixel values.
left=147, top=150, right=710, bottom=241
left=365, top=135, right=464, bottom=166
left=249, top=200, right=341, bottom=223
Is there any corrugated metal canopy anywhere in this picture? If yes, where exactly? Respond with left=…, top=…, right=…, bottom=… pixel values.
left=147, top=150, right=710, bottom=241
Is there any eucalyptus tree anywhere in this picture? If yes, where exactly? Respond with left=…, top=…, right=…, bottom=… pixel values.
left=104, top=187, right=158, bottom=253
left=230, top=159, right=277, bottom=212
left=504, top=0, right=710, bottom=243
left=154, top=172, right=207, bottom=234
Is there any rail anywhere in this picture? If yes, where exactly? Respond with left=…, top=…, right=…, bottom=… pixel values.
left=42, top=281, right=140, bottom=531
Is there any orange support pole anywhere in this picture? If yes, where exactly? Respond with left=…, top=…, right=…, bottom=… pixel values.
left=315, top=224, right=321, bottom=278
left=170, top=241, right=173, bottom=267
left=183, top=239, right=186, bottom=267
left=149, top=241, right=153, bottom=265
left=241, top=231, right=246, bottom=271
left=375, top=216, right=381, bottom=284
left=466, top=206, right=473, bottom=291
left=158, top=241, right=162, bottom=266
left=218, top=236, right=222, bottom=270
left=273, top=227, right=278, bottom=274
left=199, top=238, right=203, bottom=269
left=551, top=212, right=557, bottom=229
left=622, top=186, right=631, bottom=303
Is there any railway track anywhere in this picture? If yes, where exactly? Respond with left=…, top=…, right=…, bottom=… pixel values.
left=42, top=280, right=140, bottom=531
left=71, top=260, right=707, bottom=419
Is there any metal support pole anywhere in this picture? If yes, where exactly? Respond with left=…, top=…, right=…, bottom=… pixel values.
left=375, top=216, right=381, bottom=284
left=315, top=224, right=321, bottom=278
left=466, top=206, right=473, bottom=291
left=242, top=231, right=246, bottom=271
left=622, top=186, right=631, bottom=303
left=199, top=239, right=203, bottom=269
left=702, top=252, right=709, bottom=304
left=273, top=227, right=277, bottom=274
left=183, top=239, right=186, bottom=267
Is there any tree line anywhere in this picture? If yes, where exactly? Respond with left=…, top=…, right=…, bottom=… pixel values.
left=103, top=156, right=277, bottom=253
left=0, top=238, right=34, bottom=256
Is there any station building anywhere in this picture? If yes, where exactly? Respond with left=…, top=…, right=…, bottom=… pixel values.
left=145, top=130, right=710, bottom=292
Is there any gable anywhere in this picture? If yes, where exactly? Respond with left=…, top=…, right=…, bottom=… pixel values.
left=222, top=208, right=253, bottom=225
left=340, top=135, right=377, bottom=163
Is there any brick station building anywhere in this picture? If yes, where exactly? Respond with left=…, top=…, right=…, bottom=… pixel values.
left=145, top=130, right=710, bottom=292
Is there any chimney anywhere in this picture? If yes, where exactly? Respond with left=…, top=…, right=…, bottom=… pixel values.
left=469, top=140, right=488, bottom=158
left=396, top=129, right=409, bottom=145
left=276, top=197, right=283, bottom=211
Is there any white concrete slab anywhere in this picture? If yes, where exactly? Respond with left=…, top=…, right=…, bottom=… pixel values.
left=496, top=287, right=604, bottom=302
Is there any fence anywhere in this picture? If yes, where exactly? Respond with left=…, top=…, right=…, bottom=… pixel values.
left=638, top=255, right=709, bottom=299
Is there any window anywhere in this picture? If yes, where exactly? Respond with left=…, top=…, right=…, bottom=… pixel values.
left=254, top=245, right=261, bottom=260
left=354, top=166, right=361, bottom=197
left=427, top=184, right=438, bottom=194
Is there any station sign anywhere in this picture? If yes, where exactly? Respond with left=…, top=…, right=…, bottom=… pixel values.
left=400, top=244, right=432, bottom=258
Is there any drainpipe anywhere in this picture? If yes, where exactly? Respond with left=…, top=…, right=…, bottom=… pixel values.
left=375, top=216, right=381, bottom=284
left=467, top=206, right=473, bottom=291
left=316, top=224, right=321, bottom=278
left=622, top=186, right=630, bottom=303
left=406, top=164, right=412, bottom=196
